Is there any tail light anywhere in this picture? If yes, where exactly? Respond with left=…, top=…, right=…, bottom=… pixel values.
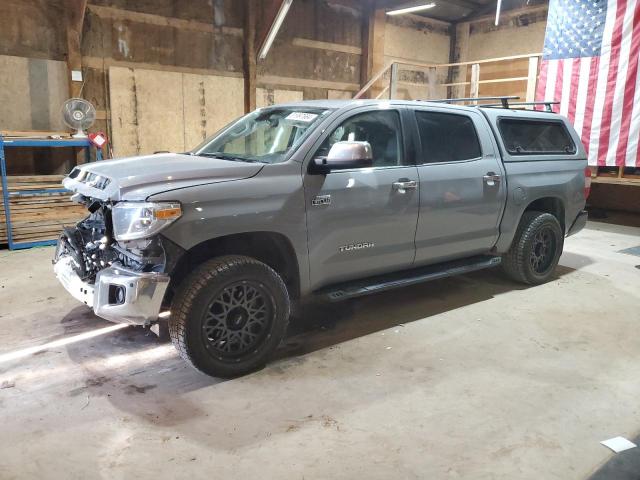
left=584, top=167, right=592, bottom=199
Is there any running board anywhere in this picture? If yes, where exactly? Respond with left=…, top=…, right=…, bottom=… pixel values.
left=319, top=255, right=501, bottom=302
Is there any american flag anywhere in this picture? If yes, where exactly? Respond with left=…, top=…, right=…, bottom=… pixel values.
left=535, top=0, right=640, bottom=167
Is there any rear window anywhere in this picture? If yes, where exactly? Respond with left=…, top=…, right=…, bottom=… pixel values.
left=415, top=111, right=481, bottom=163
left=499, top=119, right=576, bottom=155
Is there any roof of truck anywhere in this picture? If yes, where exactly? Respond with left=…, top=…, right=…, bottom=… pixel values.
left=268, top=99, right=562, bottom=117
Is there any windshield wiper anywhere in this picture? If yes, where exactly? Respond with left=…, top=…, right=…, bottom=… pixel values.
left=196, top=152, right=262, bottom=163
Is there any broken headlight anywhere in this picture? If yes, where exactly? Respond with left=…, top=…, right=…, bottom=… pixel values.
left=112, top=202, right=182, bottom=241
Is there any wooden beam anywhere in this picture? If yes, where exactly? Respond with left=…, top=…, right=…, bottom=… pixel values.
left=360, top=0, right=374, bottom=88
left=257, top=74, right=360, bottom=92
left=469, top=63, right=480, bottom=103
left=83, top=57, right=244, bottom=78
left=466, top=4, right=548, bottom=23
left=87, top=5, right=243, bottom=36
left=244, top=0, right=257, bottom=112
left=525, top=55, right=539, bottom=103
left=65, top=0, right=88, bottom=98
left=292, top=38, right=362, bottom=55
left=449, top=22, right=469, bottom=98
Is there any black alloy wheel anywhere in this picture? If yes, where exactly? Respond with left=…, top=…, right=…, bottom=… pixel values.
left=202, top=281, right=274, bottom=359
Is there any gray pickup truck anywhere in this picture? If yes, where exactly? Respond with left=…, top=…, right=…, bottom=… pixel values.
left=54, top=99, right=589, bottom=377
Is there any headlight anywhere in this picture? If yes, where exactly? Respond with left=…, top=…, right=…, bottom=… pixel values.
left=112, top=202, right=182, bottom=241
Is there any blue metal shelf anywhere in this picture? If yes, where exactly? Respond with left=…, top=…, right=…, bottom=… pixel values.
left=0, top=135, right=102, bottom=250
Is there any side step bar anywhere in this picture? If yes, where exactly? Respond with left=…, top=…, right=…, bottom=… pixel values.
left=319, top=255, right=502, bottom=302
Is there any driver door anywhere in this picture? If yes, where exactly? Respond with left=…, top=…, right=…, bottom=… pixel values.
left=304, top=107, right=420, bottom=290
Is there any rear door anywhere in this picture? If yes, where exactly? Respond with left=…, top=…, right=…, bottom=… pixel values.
left=303, top=106, right=420, bottom=290
left=411, top=106, right=506, bottom=265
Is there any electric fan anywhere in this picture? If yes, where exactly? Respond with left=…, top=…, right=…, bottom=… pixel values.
left=61, top=98, right=96, bottom=138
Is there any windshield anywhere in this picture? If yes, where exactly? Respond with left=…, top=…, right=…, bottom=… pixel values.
left=191, top=106, right=332, bottom=164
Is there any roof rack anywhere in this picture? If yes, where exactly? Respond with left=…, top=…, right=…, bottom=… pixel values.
left=480, top=101, right=560, bottom=113
left=427, top=96, right=520, bottom=108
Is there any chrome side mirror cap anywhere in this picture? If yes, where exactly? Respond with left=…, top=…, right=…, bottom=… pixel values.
left=312, top=141, right=373, bottom=173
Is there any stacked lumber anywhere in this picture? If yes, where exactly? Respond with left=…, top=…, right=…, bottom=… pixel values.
left=0, top=175, right=86, bottom=246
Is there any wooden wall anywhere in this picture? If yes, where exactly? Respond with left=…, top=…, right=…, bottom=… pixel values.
left=0, top=0, right=551, bottom=160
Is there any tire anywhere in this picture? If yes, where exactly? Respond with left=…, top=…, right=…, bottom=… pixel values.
left=501, top=211, right=564, bottom=285
left=168, top=255, right=290, bottom=378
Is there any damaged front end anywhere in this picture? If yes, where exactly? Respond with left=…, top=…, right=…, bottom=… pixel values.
left=53, top=195, right=175, bottom=325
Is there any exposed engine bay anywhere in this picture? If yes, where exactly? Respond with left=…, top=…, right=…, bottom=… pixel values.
left=55, top=196, right=167, bottom=284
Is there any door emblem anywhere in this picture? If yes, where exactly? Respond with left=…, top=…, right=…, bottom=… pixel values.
left=339, top=242, right=375, bottom=253
left=312, top=195, right=331, bottom=206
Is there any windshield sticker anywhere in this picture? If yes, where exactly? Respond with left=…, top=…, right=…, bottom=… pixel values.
left=286, top=112, right=318, bottom=123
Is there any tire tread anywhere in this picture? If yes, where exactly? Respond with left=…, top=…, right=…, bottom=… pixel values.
left=168, top=255, right=289, bottom=376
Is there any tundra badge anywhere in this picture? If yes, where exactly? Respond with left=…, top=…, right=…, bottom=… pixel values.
left=339, top=242, right=375, bottom=253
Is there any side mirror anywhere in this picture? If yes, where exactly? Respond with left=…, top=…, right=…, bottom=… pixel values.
left=311, top=141, right=373, bottom=173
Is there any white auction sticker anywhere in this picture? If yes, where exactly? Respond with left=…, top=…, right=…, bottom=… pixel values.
left=286, top=112, right=318, bottom=122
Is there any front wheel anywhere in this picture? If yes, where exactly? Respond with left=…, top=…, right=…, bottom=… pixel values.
left=169, top=255, right=290, bottom=377
left=501, top=211, right=564, bottom=285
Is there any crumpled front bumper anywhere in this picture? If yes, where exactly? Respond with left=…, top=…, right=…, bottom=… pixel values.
left=53, top=255, right=169, bottom=325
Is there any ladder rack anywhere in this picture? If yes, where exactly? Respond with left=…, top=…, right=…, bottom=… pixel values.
left=427, top=96, right=520, bottom=107
left=425, top=96, right=559, bottom=112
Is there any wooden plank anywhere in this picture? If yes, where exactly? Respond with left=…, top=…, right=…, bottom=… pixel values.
left=592, top=176, right=640, bottom=185
left=183, top=74, right=244, bottom=149
left=65, top=0, right=88, bottom=98
left=292, top=38, right=362, bottom=55
left=134, top=69, right=185, bottom=154
left=479, top=76, right=528, bottom=84
left=0, top=130, right=70, bottom=138
left=257, top=75, right=360, bottom=92
left=0, top=175, right=86, bottom=246
left=256, top=88, right=304, bottom=108
left=467, top=4, right=548, bottom=24
left=244, top=0, right=257, bottom=113
left=525, top=56, right=539, bottom=103
left=470, top=63, right=480, bottom=104
left=83, top=57, right=244, bottom=79
left=109, top=66, right=244, bottom=157
left=450, top=22, right=470, bottom=99
left=87, top=5, right=243, bottom=37
left=108, top=67, right=139, bottom=157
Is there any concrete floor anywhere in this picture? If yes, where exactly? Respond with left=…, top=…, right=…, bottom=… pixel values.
left=0, top=220, right=639, bottom=480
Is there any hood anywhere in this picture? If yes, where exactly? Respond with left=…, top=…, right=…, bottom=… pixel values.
left=62, top=153, right=264, bottom=201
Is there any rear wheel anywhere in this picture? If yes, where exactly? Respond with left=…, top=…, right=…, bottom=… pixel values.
left=169, top=255, right=290, bottom=377
left=502, top=211, right=564, bottom=285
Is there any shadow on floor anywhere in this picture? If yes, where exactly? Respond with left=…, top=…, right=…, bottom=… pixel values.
left=52, top=257, right=588, bottom=430
left=587, top=434, right=640, bottom=480
left=278, top=263, right=579, bottom=360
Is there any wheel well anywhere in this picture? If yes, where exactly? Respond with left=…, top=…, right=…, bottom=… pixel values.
left=165, top=232, right=300, bottom=305
left=524, top=197, right=565, bottom=232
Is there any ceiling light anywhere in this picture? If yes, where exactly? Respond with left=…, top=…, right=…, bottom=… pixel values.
left=495, top=0, right=503, bottom=25
left=258, top=0, right=294, bottom=60
left=386, top=3, right=436, bottom=15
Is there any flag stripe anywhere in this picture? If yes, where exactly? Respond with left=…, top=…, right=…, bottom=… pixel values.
left=597, top=0, right=628, bottom=166
left=567, top=57, right=581, bottom=123
left=627, top=57, right=640, bottom=166
left=572, top=57, right=591, bottom=137
left=611, top=0, right=640, bottom=165
left=535, top=60, right=549, bottom=111
left=588, top=0, right=619, bottom=165
left=554, top=59, right=564, bottom=113
left=581, top=56, right=601, bottom=158
left=560, top=58, right=573, bottom=116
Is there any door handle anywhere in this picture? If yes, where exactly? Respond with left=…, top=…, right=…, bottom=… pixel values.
left=392, top=180, right=417, bottom=193
left=482, top=173, right=502, bottom=186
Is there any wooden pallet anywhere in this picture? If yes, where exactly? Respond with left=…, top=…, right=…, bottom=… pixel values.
left=591, top=166, right=640, bottom=185
left=0, top=175, right=86, bottom=246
